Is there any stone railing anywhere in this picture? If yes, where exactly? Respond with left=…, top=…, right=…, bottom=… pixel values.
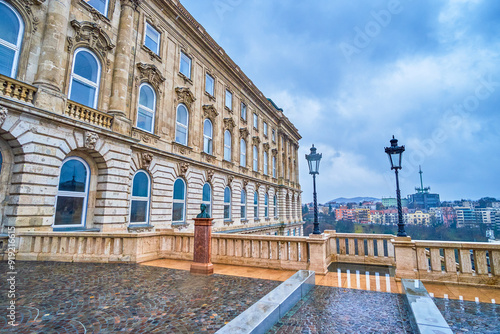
left=393, top=237, right=500, bottom=286
left=0, top=74, right=37, bottom=104
left=65, top=100, right=113, bottom=129
left=325, top=231, right=395, bottom=266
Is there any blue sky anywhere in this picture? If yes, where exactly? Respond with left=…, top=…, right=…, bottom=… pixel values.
left=180, top=0, right=500, bottom=203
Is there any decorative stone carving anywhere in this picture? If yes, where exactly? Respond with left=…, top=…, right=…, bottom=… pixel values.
left=68, top=20, right=115, bottom=62
left=239, top=128, right=249, bottom=139
left=141, top=152, right=153, bottom=169
left=202, top=152, right=215, bottom=164
left=120, top=0, right=141, bottom=10
left=243, top=179, right=249, bottom=189
left=131, top=128, right=159, bottom=144
left=178, top=162, right=189, bottom=177
left=136, top=63, right=165, bottom=92
left=263, top=143, right=270, bottom=151
left=202, top=105, right=219, bottom=121
left=255, top=182, right=261, bottom=191
left=272, top=148, right=278, bottom=156
left=85, top=132, right=99, bottom=150
left=252, top=136, right=261, bottom=145
left=223, top=117, right=236, bottom=131
left=0, top=107, right=7, bottom=126
left=227, top=175, right=234, bottom=185
left=175, top=87, right=196, bottom=109
left=12, top=0, right=44, bottom=33
left=141, top=44, right=162, bottom=62
left=206, top=169, right=215, bottom=182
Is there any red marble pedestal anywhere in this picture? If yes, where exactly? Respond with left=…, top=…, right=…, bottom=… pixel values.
left=190, top=217, right=214, bottom=275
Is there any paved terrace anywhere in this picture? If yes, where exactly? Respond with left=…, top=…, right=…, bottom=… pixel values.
left=1, top=259, right=499, bottom=333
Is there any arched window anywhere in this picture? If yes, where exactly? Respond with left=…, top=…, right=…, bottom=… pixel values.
left=69, top=49, right=101, bottom=109
left=263, top=151, right=268, bottom=175
left=264, top=193, right=269, bottom=218
left=87, top=0, right=109, bottom=16
left=0, top=1, right=24, bottom=78
left=203, top=119, right=213, bottom=154
left=172, top=178, right=186, bottom=223
left=240, top=139, right=246, bottom=167
left=202, top=183, right=211, bottom=217
left=175, top=104, right=189, bottom=146
left=54, top=157, right=90, bottom=227
left=224, top=130, right=232, bottom=161
left=253, top=146, right=258, bottom=172
left=130, top=170, right=151, bottom=224
left=137, top=83, right=156, bottom=133
left=254, top=191, right=259, bottom=219
left=272, top=156, right=276, bottom=178
left=240, top=189, right=246, bottom=219
left=224, top=186, right=231, bottom=221
left=274, top=194, right=278, bottom=218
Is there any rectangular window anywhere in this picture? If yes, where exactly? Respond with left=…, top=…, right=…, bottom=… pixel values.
left=272, top=129, right=276, bottom=142
left=180, top=52, right=191, bottom=79
left=205, top=73, right=214, bottom=96
left=87, top=0, right=109, bottom=16
left=225, top=90, right=232, bottom=109
left=263, top=122, right=268, bottom=136
left=241, top=103, right=247, bottom=121
left=144, top=23, right=160, bottom=55
left=253, top=113, right=258, bottom=129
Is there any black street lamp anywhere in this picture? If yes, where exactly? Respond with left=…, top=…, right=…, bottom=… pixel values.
left=305, top=144, right=322, bottom=234
left=385, top=136, right=406, bottom=237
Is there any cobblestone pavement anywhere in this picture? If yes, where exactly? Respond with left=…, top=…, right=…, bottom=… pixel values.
left=434, top=298, right=499, bottom=334
left=267, top=286, right=414, bottom=334
left=0, top=261, right=281, bottom=333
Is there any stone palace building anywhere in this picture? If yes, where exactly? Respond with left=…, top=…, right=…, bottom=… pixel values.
left=0, top=0, right=302, bottom=235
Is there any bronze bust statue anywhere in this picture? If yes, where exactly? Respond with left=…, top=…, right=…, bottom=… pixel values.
left=197, top=203, right=210, bottom=218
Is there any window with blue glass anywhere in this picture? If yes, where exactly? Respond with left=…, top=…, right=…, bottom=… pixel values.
left=240, top=189, right=246, bottom=219
left=54, top=157, right=90, bottom=227
left=86, top=0, right=109, bottom=16
left=137, top=83, right=156, bottom=133
left=172, top=178, right=186, bottom=223
left=203, top=119, right=213, bottom=154
left=69, top=49, right=101, bottom=109
left=224, top=130, right=231, bottom=161
left=265, top=193, right=269, bottom=218
left=130, top=170, right=151, bottom=224
left=224, top=187, right=231, bottom=221
left=254, top=191, right=258, bottom=219
left=0, top=1, right=24, bottom=78
left=144, top=23, right=160, bottom=55
left=202, top=183, right=211, bottom=217
left=175, top=104, right=189, bottom=145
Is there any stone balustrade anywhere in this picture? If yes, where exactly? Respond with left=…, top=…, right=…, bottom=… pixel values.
left=0, top=74, right=37, bottom=104
left=325, top=231, right=395, bottom=266
left=65, top=100, right=114, bottom=129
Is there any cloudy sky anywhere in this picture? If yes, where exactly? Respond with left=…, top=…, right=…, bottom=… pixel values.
left=180, top=0, right=500, bottom=203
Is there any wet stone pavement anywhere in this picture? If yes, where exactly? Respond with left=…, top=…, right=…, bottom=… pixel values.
left=434, top=298, right=499, bottom=334
left=0, top=261, right=281, bottom=333
left=268, top=286, right=414, bottom=334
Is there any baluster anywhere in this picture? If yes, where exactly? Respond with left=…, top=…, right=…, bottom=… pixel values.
left=27, top=88, right=35, bottom=103
left=348, top=238, right=356, bottom=256
left=243, top=240, right=251, bottom=258
left=270, top=241, right=278, bottom=260
left=251, top=240, right=260, bottom=259
left=387, top=241, right=395, bottom=258
left=289, top=242, right=298, bottom=261
left=377, top=239, right=384, bottom=257
left=458, top=249, right=473, bottom=274
left=490, top=250, right=500, bottom=276
left=339, top=238, right=346, bottom=255
left=367, top=239, right=375, bottom=257
left=261, top=240, right=269, bottom=260
left=444, top=248, right=457, bottom=273
left=430, top=248, right=441, bottom=272
left=473, top=250, right=488, bottom=275
left=113, top=238, right=122, bottom=255
left=0, top=77, right=6, bottom=95
left=357, top=238, right=365, bottom=257
left=5, top=81, right=13, bottom=96
left=416, top=247, right=429, bottom=271
left=280, top=241, right=288, bottom=261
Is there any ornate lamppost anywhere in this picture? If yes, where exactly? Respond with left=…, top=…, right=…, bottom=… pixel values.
left=385, top=136, right=406, bottom=237
left=305, top=144, right=322, bottom=234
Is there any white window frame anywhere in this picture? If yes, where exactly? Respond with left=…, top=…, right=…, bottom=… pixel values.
left=137, top=83, right=156, bottom=133
left=254, top=191, right=259, bottom=219
left=263, top=151, right=268, bottom=175
left=265, top=193, right=269, bottom=218
left=274, top=194, right=278, bottom=218
left=241, top=102, right=247, bottom=121
left=144, top=22, right=160, bottom=55
left=87, top=0, right=109, bottom=16
left=129, top=170, right=151, bottom=225
left=53, top=156, right=90, bottom=228
left=68, top=48, right=101, bottom=109
left=172, top=178, right=186, bottom=223
left=205, top=73, right=214, bottom=96
left=180, top=51, right=192, bottom=79
left=224, top=130, right=232, bottom=161
left=0, top=0, right=24, bottom=78
left=175, top=103, right=189, bottom=146
left=241, top=189, right=246, bottom=219
left=224, top=186, right=231, bottom=221
left=203, top=118, right=213, bottom=154
left=225, top=89, right=233, bottom=110
left=240, top=138, right=246, bottom=167
left=263, top=122, right=268, bottom=136
left=253, top=113, right=258, bottom=129
left=253, top=145, right=258, bottom=172
left=272, top=156, right=276, bottom=178
left=202, top=183, right=212, bottom=217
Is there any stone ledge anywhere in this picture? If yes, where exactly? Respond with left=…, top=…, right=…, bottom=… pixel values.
left=401, top=279, right=453, bottom=334
left=216, top=270, right=315, bottom=334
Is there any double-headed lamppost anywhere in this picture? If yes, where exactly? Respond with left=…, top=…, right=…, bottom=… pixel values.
left=385, top=136, right=406, bottom=237
left=305, top=144, right=322, bottom=234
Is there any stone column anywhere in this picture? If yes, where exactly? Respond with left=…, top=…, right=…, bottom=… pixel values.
left=33, top=0, right=72, bottom=113
left=190, top=217, right=214, bottom=275
left=108, top=0, right=137, bottom=134
left=392, top=236, right=418, bottom=280
left=307, top=233, right=329, bottom=274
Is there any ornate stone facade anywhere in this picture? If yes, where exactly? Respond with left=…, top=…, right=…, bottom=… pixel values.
left=0, top=0, right=302, bottom=235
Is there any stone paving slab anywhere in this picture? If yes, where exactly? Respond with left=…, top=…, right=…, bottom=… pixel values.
left=267, top=286, right=414, bottom=334
left=0, top=261, right=281, bottom=333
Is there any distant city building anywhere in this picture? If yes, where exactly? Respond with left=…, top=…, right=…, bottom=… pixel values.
left=382, top=197, right=408, bottom=208
left=407, top=166, right=440, bottom=210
